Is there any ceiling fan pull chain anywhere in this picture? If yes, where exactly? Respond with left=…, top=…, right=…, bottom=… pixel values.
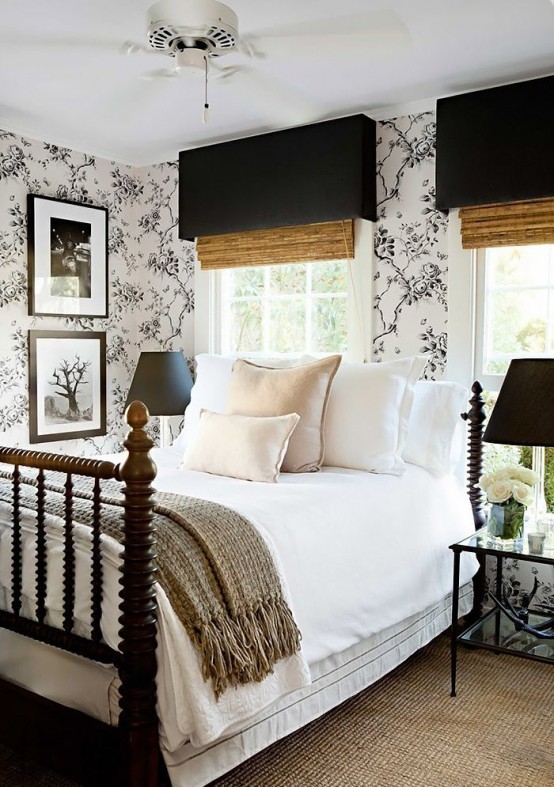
left=202, top=55, right=210, bottom=124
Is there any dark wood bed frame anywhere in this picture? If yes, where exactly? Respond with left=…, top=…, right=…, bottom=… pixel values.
left=0, top=385, right=487, bottom=787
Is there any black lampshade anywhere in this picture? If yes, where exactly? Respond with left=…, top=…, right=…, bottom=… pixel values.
left=483, top=359, right=554, bottom=446
left=126, top=351, right=193, bottom=416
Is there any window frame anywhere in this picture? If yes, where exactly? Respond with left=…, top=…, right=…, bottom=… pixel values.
left=194, top=219, right=374, bottom=362
left=474, top=247, right=502, bottom=392
left=447, top=209, right=554, bottom=391
left=476, top=245, right=554, bottom=391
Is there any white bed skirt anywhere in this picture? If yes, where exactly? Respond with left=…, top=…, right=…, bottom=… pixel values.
left=0, top=583, right=472, bottom=786
left=163, top=582, right=472, bottom=786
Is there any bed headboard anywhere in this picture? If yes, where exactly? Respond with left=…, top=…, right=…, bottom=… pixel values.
left=461, top=381, right=486, bottom=529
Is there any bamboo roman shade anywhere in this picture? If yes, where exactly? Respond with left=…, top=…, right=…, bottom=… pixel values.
left=459, top=197, right=554, bottom=249
left=196, top=220, right=354, bottom=270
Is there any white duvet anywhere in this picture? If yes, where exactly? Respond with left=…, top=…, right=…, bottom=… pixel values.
left=0, top=449, right=477, bottom=754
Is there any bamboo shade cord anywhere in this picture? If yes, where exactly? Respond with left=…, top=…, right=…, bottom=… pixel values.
left=196, top=220, right=355, bottom=270
left=459, top=197, right=554, bottom=249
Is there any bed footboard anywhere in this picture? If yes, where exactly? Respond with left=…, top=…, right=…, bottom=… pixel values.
left=0, top=401, right=159, bottom=787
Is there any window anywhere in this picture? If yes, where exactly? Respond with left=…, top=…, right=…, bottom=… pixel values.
left=194, top=219, right=373, bottom=361
left=219, top=261, right=348, bottom=357
left=475, top=243, right=554, bottom=390
left=473, top=243, right=554, bottom=513
left=446, top=210, right=554, bottom=510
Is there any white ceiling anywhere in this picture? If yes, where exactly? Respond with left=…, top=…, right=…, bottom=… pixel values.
left=0, top=0, right=553, bottom=166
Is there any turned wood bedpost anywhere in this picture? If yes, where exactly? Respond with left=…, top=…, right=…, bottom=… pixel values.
left=462, top=381, right=487, bottom=621
left=462, top=381, right=486, bottom=529
left=117, top=401, right=159, bottom=787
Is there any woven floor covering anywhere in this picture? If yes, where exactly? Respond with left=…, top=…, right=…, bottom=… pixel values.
left=0, top=634, right=552, bottom=786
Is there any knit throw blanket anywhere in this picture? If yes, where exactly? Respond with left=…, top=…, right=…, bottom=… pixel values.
left=0, top=472, right=301, bottom=698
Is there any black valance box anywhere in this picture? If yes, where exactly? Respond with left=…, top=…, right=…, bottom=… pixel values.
left=436, top=75, right=554, bottom=210
left=179, top=114, right=376, bottom=239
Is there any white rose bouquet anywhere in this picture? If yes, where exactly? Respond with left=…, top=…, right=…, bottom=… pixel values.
left=478, top=465, right=539, bottom=540
left=478, top=465, right=538, bottom=505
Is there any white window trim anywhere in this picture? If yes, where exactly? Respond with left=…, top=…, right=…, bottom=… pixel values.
left=446, top=209, right=478, bottom=387
left=193, top=219, right=374, bottom=362
left=473, top=248, right=509, bottom=392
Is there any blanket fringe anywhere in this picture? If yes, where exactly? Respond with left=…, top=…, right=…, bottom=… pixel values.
left=193, top=597, right=301, bottom=699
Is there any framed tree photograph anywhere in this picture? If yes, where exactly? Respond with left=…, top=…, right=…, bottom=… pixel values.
left=28, top=194, right=108, bottom=317
left=29, top=331, right=107, bottom=443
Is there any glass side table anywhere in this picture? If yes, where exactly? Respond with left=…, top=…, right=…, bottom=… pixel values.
left=449, top=527, right=554, bottom=697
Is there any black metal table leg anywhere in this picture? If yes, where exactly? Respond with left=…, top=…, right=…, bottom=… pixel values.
left=495, top=554, right=503, bottom=647
left=450, top=549, right=461, bottom=697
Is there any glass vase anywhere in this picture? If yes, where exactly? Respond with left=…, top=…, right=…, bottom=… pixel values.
left=487, top=501, right=525, bottom=548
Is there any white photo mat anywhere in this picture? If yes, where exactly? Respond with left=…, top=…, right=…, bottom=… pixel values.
left=29, top=331, right=106, bottom=443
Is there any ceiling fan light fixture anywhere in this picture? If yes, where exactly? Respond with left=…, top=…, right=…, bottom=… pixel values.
left=175, top=47, right=207, bottom=76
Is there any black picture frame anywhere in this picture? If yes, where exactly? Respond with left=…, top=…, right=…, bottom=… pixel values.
left=28, top=194, right=108, bottom=318
left=29, top=330, right=107, bottom=444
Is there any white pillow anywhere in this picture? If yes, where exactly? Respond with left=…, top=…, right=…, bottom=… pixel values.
left=172, top=354, right=314, bottom=452
left=322, top=357, right=425, bottom=474
left=403, top=380, right=468, bottom=474
left=172, top=354, right=233, bottom=452
left=181, top=410, right=300, bottom=482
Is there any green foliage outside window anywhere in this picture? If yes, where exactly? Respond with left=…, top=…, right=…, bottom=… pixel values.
left=521, top=446, right=554, bottom=513
left=222, top=260, right=348, bottom=356
left=483, top=245, right=554, bottom=375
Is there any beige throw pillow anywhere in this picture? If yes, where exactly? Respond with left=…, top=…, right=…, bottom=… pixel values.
left=182, top=410, right=300, bottom=483
left=226, top=355, right=342, bottom=473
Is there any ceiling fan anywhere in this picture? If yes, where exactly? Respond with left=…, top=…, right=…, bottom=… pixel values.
left=121, top=0, right=250, bottom=121
left=122, top=0, right=410, bottom=123
left=0, top=0, right=410, bottom=128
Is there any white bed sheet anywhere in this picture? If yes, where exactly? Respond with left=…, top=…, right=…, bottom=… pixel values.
left=0, top=450, right=477, bottom=758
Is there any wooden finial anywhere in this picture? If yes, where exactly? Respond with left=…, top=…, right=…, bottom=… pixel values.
left=125, top=400, right=150, bottom=431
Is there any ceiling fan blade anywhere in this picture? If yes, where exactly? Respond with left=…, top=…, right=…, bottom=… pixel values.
left=210, top=62, right=250, bottom=81
left=121, top=40, right=167, bottom=57
left=242, top=10, right=410, bottom=60
left=141, top=67, right=179, bottom=81
left=215, top=67, right=322, bottom=126
left=0, top=35, right=123, bottom=55
left=246, top=10, right=408, bottom=40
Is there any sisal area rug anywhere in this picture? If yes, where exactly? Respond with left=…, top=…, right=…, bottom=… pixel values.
left=0, top=635, right=552, bottom=786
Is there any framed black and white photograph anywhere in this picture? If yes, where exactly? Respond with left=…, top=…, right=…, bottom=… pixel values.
left=28, top=194, right=108, bottom=317
left=29, top=330, right=107, bottom=443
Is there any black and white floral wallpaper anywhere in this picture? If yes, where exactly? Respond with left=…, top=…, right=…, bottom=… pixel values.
left=0, top=129, right=195, bottom=454
left=486, top=554, right=554, bottom=619
left=372, top=113, right=448, bottom=377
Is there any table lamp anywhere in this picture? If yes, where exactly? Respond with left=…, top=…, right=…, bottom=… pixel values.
left=126, top=351, right=193, bottom=447
left=483, top=358, right=554, bottom=520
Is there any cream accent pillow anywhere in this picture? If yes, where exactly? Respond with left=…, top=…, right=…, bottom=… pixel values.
left=182, top=410, right=300, bottom=483
left=226, top=355, right=342, bottom=473
left=323, top=357, right=426, bottom=474
left=172, top=354, right=315, bottom=453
